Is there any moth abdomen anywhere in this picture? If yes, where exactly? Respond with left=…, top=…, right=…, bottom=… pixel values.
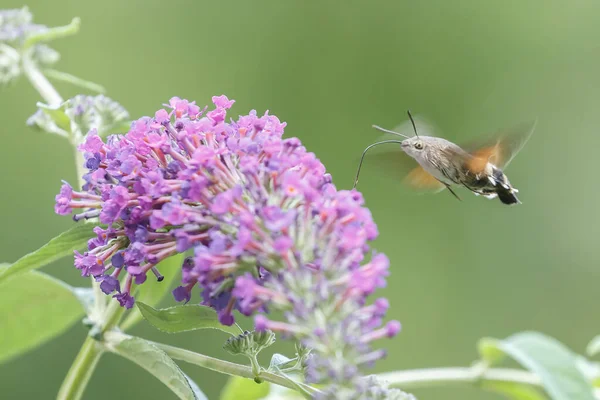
left=490, top=167, right=520, bottom=205
left=496, top=187, right=520, bottom=205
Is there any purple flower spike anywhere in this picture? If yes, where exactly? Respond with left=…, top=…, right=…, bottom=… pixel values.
left=254, top=315, right=269, bottom=332
left=99, top=275, right=120, bottom=294
left=385, top=320, right=402, bottom=337
left=54, top=95, right=400, bottom=397
left=113, top=292, right=135, bottom=309
left=173, top=286, right=192, bottom=303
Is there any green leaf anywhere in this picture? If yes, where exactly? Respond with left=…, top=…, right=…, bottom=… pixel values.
left=136, top=302, right=239, bottom=336
left=478, top=332, right=596, bottom=400
left=182, top=372, right=208, bottom=400
left=43, top=69, right=106, bottom=94
left=121, top=253, right=185, bottom=331
left=220, top=376, right=270, bottom=400
left=575, top=356, right=600, bottom=387
left=587, top=336, right=600, bottom=357
left=0, top=223, right=96, bottom=285
left=106, top=333, right=204, bottom=400
left=269, top=366, right=313, bottom=399
left=36, top=101, right=71, bottom=131
left=101, top=120, right=133, bottom=137
left=269, top=353, right=294, bottom=370
left=478, top=338, right=506, bottom=364
left=481, top=381, right=547, bottom=400
left=0, top=266, right=85, bottom=364
left=24, top=17, right=81, bottom=49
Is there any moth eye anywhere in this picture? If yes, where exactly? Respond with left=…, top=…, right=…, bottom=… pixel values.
left=414, top=141, right=423, bottom=150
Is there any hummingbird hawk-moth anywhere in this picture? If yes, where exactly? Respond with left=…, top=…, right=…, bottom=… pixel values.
left=353, top=111, right=536, bottom=205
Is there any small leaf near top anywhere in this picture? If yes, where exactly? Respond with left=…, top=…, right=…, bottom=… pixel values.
left=136, top=301, right=239, bottom=336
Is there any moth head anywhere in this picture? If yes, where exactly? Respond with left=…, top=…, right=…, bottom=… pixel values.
left=401, top=137, right=428, bottom=158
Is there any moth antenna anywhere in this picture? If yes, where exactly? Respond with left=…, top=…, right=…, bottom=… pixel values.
left=371, top=125, right=411, bottom=139
left=407, top=110, right=419, bottom=138
left=353, top=140, right=404, bottom=189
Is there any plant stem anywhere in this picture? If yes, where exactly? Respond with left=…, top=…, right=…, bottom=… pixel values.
left=151, top=341, right=319, bottom=395
left=379, top=367, right=600, bottom=397
left=24, top=17, right=80, bottom=49
left=21, top=40, right=115, bottom=400
left=56, top=337, right=104, bottom=400
left=43, top=69, right=106, bottom=94
left=379, top=367, right=538, bottom=389
left=22, top=51, right=63, bottom=106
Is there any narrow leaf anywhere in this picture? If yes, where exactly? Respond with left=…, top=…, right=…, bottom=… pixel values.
left=270, top=366, right=313, bottom=399
left=481, top=381, right=547, bottom=400
left=268, top=353, right=296, bottom=372
left=43, top=69, right=106, bottom=94
left=478, top=338, right=506, bottom=364
left=37, top=101, right=71, bottom=131
left=0, top=223, right=96, bottom=284
left=182, top=372, right=208, bottom=400
left=478, top=332, right=596, bottom=400
left=121, top=253, right=185, bottom=331
left=24, top=17, right=81, bottom=49
left=106, top=333, right=202, bottom=400
left=220, top=376, right=270, bottom=400
left=587, top=336, right=600, bottom=357
left=136, top=302, right=238, bottom=336
left=0, top=266, right=85, bottom=364
left=575, top=356, right=600, bottom=387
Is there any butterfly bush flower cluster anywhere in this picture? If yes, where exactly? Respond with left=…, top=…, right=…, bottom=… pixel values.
left=0, top=7, right=59, bottom=85
left=55, top=95, right=402, bottom=397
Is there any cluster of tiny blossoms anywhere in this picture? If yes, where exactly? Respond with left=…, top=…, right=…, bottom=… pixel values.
left=0, top=7, right=59, bottom=85
left=55, top=95, right=401, bottom=397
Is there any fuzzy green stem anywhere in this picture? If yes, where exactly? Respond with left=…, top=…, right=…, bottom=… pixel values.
left=379, top=367, right=600, bottom=397
left=21, top=32, right=118, bottom=400
left=151, top=341, right=319, bottom=395
left=22, top=52, right=62, bottom=106
left=56, top=337, right=104, bottom=400
left=249, top=353, right=263, bottom=383
left=101, top=295, right=128, bottom=332
left=379, top=367, right=538, bottom=389
left=43, top=69, right=106, bottom=94
left=24, top=17, right=80, bottom=49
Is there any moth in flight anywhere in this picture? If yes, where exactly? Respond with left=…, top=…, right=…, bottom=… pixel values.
left=353, top=112, right=536, bottom=205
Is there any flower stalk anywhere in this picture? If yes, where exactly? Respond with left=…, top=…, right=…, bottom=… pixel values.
left=56, top=337, right=104, bottom=400
left=380, top=367, right=600, bottom=398
left=22, top=51, right=62, bottom=106
left=144, top=337, right=321, bottom=396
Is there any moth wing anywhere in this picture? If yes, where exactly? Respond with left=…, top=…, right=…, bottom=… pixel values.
left=403, top=165, right=446, bottom=193
left=462, top=120, right=537, bottom=171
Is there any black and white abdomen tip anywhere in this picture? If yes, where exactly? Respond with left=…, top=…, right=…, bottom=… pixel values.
left=490, top=167, right=521, bottom=205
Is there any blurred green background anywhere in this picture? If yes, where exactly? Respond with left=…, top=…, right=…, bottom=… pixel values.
left=1, top=1, right=599, bottom=399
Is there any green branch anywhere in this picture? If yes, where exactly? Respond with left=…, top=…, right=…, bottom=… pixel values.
left=379, top=367, right=600, bottom=397
left=149, top=340, right=320, bottom=396
left=44, top=69, right=106, bottom=94
left=57, top=337, right=104, bottom=400
left=24, top=18, right=81, bottom=49
left=22, top=54, right=63, bottom=106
